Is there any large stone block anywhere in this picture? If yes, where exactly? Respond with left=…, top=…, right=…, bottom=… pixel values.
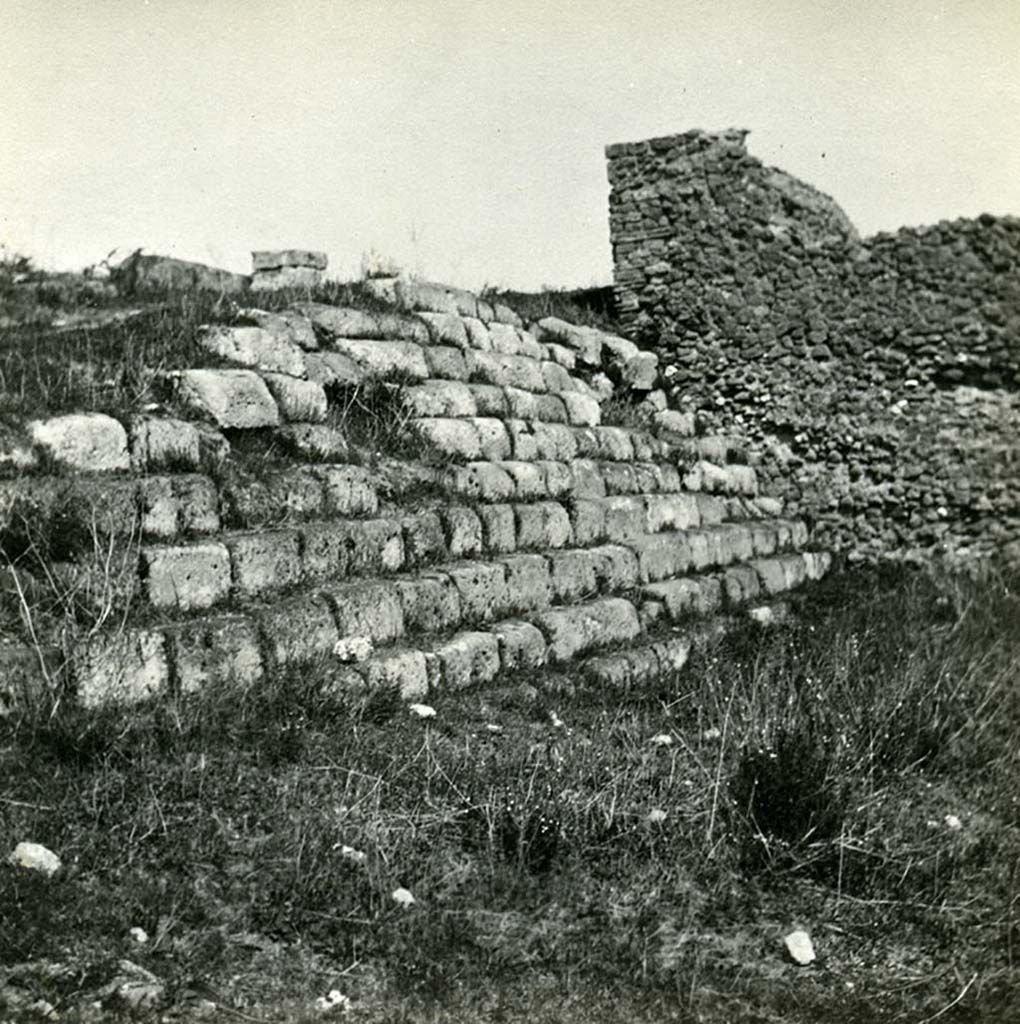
left=569, top=459, right=607, bottom=499
left=477, top=504, right=517, bottom=553
left=252, top=249, right=328, bottom=271
left=341, top=518, right=405, bottom=575
left=259, top=373, right=328, bottom=422
left=259, top=594, right=339, bottom=666
left=168, top=614, right=263, bottom=693
left=546, top=549, right=597, bottom=602
left=469, top=384, right=508, bottom=416
left=300, top=521, right=356, bottom=578
left=142, top=543, right=231, bottom=611
left=129, top=416, right=202, bottom=471
left=442, top=462, right=515, bottom=503
left=330, top=339, right=429, bottom=380
left=534, top=318, right=602, bottom=366
left=604, top=496, right=649, bottom=544
left=499, top=553, right=554, bottom=614
left=400, top=512, right=448, bottom=567
left=177, top=369, right=280, bottom=429
left=303, top=351, right=365, bottom=387
left=412, top=418, right=482, bottom=460
left=560, top=391, right=601, bottom=427
left=514, top=502, right=573, bottom=550
left=326, top=581, right=405, bottom=643
left=536, top=598, right=641, bottom=663
left=631, top=534, right=693, bottom=583
left=296, top=303, right=429, bottom=343
left=529, top=422, right=578, bottom=461
left=358, top=649, right=428, bottom=700
left=501, top=460, right=549, bottom=501
left=441, top=561, right=508, bottom=625
left=423, top=345, right=470, bottom=381
left=506, top=419, right=539, bottom=460
left=470, top=418, right=513, bottom=460
left=395, top=573, right=463, bottom=633
left=200, top=325, right=306, bottom=377
left=402, top=381, right=477, bottom=418
left=416, top=312, right=471, bottom=348
left=568, top=499, right=608, bottom=546
left=645, top=493, right=700, bottom=533
left=239, top=307, right=318, bottom=350
left=224, top=530, right=302, bottom=597
left=491, top=619, right=547, bottom=671
left=468, top=351, right=547, bottom=393
left=275, top=423, right=349, bottom=461
left=74, top=630, right=169, bottom=707
left=314, top=465, right=378, bottom=515
left=28, top=413, right=130, bottom=472
left=588, top=544, right=640, bottom=591
left=441, top=506, right=483, bottom=557
left=503, top=385, right=541, bottom=420
left=431, top=631, right=501, bottom=689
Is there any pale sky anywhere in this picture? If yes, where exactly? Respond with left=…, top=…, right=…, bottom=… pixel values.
left=2, top=0, right=1018, bottom=290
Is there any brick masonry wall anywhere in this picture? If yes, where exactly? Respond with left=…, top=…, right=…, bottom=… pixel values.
left=606, top=129, right=1020, bottom=563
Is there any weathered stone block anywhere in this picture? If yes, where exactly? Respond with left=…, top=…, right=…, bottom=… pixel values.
left=315, top=465, right=378, bottom=515
left=260, top=373, right=328, bottom=422
left=488, top=321, right=526, bottom=355
left=28, top=413, right=130, bottom=472
left=469, top=383, right=508, bottom=416
left=470, top=418, right=512, bottom=460
left=200, top=325, right=306, bottom=377
left=417, top=312, right=471, bottom=347
left=303, top=350, right=365, bottom=387
left=423, top=345, right=470, bottom=380
left=142, top=543, right=231, bottom=611
left=499, top=554, right=554, bottom=614
left=468, top=351, right=547, bottom=392
left=514, top=501, right=572, bottom=549
left=568, top=499, right=607, bottom=546
left=342, top=518, right=405, bottom=575
left=300, top=521, right=355, bottom=579
left=540, top=360, right=576, bottom=394
left=501, top=460, right=548, bottom=500
left=275, top=423, right=349, bottom=461
left=719, top=565, right=761, bottom=607
left=432, top=631, right=501, bottom=689
left=177, top=369, right=280, bottom=429
left=654, top=409, right=696, bottom=439
left=695, top=493, right=728, bottom=526
left=546, top=549, right=597, bottom=602
left=537, top=460, right=573, bottom=499
left=239, top=307, right=318, bottom=350
left=296, top=303, right=429, bottom=343
left=560, top=391, right=601, bottom=427
left=632, top=534, right=693, bottom=583
left=412, top=418, right=481, bottom=460
left=594, top=427, right=635, bottom=462
left=588, top=544, right=640, bottom=591
left=462, top=317, right=492, bottom=350
left=491, top=619, right=547, bottom=671
left=442, top=561, right=508, bottom=625
left=259, top=594, right=339, bottom=666
left=402, top=381, right=477, bottom=418
left=535, top=394, right=568, bottom=423
left=534, top=318, right=602, bottom=365
left=326, top=581, right=405, bottom=643
left=646, top=493, right=700, bottom=533
left=442, top=462, right=515, bottom=503
left=168, top=614, right=263, bottom=693
left=400, top=512, right=448, bottom=567
left=529, top=422, right=578, bottom=461
left=330, top=339, right=429, bottom=380
left=601, top=463, right=639, bottom=495
left=74, top=629, right=169, bottom=707
left=358, top=649, right=428, bottom=700
left=441, top=507, right=483, bottom=557
left=477, top=504, right=517, bottom=553
left=395, top=574, right=462, bottom=634
left=751, top=558, right=789, bottom=596
left=225, top=530, right=302, bottom=597
left=503, top=385, right=540, bottom=421
left=604, top=496, right=648, bottom=544
left=129, top=416, right=202, bottom=471
left=506, top=419, right=539, bottom=460
left=536, top=598, right=641, bottom=663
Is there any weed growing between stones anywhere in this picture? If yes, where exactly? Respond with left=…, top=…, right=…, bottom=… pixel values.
left=1, top=564, right=1017, bottom=1022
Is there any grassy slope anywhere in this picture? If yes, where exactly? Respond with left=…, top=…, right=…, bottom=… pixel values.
left=2, top=564, right=1018, bottom=1023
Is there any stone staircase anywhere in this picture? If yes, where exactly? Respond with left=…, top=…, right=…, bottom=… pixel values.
left=0, top=278, right=831, bottom=709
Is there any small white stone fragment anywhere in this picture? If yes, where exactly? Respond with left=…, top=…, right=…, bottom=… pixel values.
left=549, top=711, right=565, bottom=729
left=335, top=844, right=367, bottom=865
left=392, top=886, right=416, bottom=907
left=783, top=929, right=816, bottom=965
left=409, top=703, right=436, bottom=719
left=702, top=727, right=722, bottom=741
left=650, top=733, right=673, bottom=746
left=128, top=926, right=149, bottom=944
left=647, top=808, right=668, bottom=824
left=332, top=636, right=373, bottom=663
left=315, top=989, right=353, bottom=1015
left=485, top=723, right=503, bottom=733
left=8, top=841, right=61, bottom=877
left=944, top=814, right=963, bottom=830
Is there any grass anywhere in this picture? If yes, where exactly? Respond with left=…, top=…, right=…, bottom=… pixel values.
left=1, top=563, right=1017, bottom=1022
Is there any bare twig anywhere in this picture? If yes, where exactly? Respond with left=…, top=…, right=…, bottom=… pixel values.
left=914, top=972, right=977, bottom=1024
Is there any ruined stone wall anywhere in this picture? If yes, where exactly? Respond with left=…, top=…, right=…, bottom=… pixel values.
left=606, top=129, right=1020, bottom=563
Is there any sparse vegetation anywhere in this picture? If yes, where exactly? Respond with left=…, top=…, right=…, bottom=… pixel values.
left=2, top=563, right=1017, bottom=1022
